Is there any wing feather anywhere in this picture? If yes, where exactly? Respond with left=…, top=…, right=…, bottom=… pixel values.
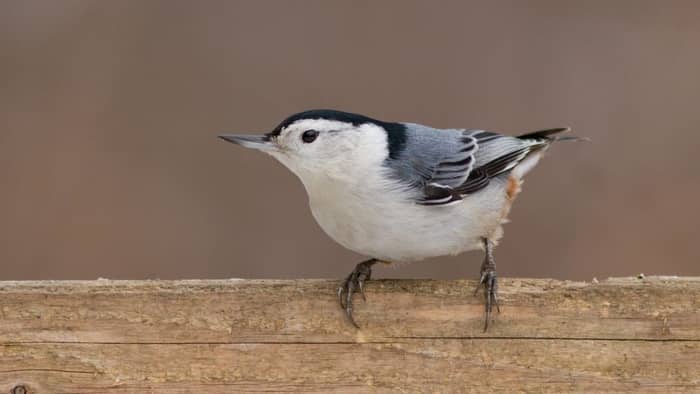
left=417, top=131, right=546, bottom=206
left=426, top=135, right=478, bottom=188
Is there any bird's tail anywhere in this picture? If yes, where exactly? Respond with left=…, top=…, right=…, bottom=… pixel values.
left=518, top=127, right=589, bottom=143
left=510, top=127, right=588, bottom=179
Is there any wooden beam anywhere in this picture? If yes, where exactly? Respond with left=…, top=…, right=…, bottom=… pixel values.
left=0, top=277, right=697, bottom=392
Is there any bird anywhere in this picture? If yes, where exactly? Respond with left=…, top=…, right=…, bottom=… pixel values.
left=219, top=109, right=581, bottom=331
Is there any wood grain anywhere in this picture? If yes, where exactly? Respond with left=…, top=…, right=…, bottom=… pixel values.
left=0, top=277, right=697, bottom=392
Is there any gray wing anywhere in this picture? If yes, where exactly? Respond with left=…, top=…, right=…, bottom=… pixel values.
left=386, top=124, right=549, bottom=206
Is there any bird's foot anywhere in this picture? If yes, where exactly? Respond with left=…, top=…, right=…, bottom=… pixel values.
left=338, top=259, right=376, bottom=328
left=474, top=261, right=500, bottom=332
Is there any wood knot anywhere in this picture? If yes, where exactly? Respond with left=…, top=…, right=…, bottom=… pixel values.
left=11, top=385, right=27, bottom=394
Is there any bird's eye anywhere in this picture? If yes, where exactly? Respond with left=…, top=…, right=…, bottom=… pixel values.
left=301, top=130, right=319, bottom=143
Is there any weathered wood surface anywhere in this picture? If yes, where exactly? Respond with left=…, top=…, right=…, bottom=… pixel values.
left=0, top=277, right=697, bottom=393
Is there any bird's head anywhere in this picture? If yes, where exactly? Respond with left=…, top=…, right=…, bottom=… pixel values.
left=220, top=109, right=406, bottom=182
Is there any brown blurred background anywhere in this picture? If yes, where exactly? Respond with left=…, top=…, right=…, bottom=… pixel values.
left=1, top=0, right=699, bottom=281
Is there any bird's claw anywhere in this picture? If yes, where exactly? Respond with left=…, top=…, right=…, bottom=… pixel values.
left=475, top=263, right=500, bottom=332
left=338, top=259, right=374, bottom=328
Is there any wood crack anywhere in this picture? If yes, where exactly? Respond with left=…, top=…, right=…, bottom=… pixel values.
left=1, top=337, right=699, bottom=346
left=0, top=368, right=95, bottom=375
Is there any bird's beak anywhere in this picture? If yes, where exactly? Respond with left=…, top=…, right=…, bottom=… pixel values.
left=218, top=134, right=275, bottom=151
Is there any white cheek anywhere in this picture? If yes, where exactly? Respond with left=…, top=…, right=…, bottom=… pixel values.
left=355, top=123, right=391, bottom=166
left=279, top=132, right=302, bottom=151
left=314, top=124, right=389, bottom=182
left=270, top=121, right=390, bottom=186
left=265, top=137, right=316, bottom=179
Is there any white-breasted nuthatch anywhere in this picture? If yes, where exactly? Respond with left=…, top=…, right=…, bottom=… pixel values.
left=220, top=109, right=580, bottom=331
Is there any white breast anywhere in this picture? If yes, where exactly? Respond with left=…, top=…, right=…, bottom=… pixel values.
left=303, top=170, right=511, bottom=263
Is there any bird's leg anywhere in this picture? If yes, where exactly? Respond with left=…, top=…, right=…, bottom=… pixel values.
left=474, top=238, right=500, bottom=331
left=338, top=258, right=378, bottom=328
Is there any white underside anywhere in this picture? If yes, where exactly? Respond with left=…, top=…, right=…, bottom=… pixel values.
left=307, top=176, right=512, bottom=262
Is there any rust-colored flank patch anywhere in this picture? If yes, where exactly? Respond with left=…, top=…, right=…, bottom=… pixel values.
left=506, top=175, right=522, bottom=202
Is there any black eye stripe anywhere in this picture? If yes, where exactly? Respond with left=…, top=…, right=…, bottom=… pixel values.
left=302, top=129, right=319, bottom=143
